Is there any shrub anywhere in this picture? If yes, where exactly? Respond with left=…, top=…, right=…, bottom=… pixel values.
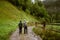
left=33, top=26, right=60, bottom=40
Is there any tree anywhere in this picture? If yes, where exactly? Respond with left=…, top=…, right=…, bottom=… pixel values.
left=8, top=0, right=50, bottom=23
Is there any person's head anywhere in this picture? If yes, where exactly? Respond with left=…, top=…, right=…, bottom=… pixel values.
left=20, top=20, right=22, bottom=23
left=24, top=19, right=26, bottom=21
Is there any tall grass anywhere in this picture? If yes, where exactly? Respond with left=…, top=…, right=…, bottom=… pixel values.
left=33, top=25, right=60, bottom=40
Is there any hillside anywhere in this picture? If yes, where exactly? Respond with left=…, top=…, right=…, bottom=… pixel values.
left=0, top=1, right=37, bottom=40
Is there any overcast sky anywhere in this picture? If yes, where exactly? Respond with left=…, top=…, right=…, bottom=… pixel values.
left=32, top=0, right=34, bottom=2
left=31, top=0, right=44, bottom=3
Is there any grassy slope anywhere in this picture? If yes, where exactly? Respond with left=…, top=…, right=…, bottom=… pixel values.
left=0, top=1, right=37, bottom=40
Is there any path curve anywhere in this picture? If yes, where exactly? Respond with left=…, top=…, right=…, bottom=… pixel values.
left=10, top=27, right=42, bottom=40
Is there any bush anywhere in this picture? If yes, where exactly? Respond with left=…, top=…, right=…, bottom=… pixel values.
left=33, top=26, right=60, bottom=40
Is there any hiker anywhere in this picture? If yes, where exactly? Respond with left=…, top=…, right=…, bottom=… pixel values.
left=42, top=21, right=46, bottom=30
left=23, top=19, right=28, bottom=34
left=18, top=20, right=22, bottom=34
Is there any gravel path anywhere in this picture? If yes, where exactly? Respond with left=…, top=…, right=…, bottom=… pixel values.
left=10, top=27, right=42, bottom=40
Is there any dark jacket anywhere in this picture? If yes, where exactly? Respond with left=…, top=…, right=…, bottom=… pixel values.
left=18, top=21, right=22, bottom=28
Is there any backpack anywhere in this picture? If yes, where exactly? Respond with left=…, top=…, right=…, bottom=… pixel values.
left=18, top=22, right=22, bottom=27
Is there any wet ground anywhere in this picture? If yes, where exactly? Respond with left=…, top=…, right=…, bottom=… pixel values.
left=10, top=27, right=42, bottom=40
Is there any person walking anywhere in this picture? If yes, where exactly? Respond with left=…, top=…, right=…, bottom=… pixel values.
left=23, top=19, right=28, bottom=34
left=18, top=20, right=23, bottom=34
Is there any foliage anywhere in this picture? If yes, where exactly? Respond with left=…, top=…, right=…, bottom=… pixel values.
left=0, top=1, right=38, bottom=40
left=44, top=0, right=60, bottom=23
left=33, top=25, right=60, bottom=40
left=7, top=0, right=49, bottom=22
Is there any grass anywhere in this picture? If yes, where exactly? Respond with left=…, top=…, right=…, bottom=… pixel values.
left=0, top=1, right=37, bottom=40
left=33, top=25, right=60, bottom=40
left=46, top=25, right=60, bottom=32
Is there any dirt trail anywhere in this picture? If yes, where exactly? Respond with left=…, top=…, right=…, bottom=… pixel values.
left=10, top=27, right=42, bottom=40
